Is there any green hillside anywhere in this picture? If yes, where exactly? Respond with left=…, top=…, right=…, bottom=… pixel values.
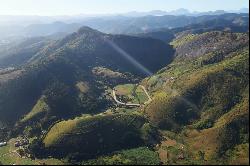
left=0, top=26, right=248, bottom=165
left=83, top=147, right=161, bottom=165
left=142, top=31, right=249, bottom=164
left=41, top=113, right=159, bottom=159
left=0, top=27, right=173, bottom=126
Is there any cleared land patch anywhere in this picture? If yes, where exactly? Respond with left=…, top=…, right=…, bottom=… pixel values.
left=114, top=84, right=149, bottom=105
left=76, top=81, right=89, bottom=93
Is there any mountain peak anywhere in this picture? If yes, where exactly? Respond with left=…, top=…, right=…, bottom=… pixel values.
left=77, top=26, right=101, bottom=35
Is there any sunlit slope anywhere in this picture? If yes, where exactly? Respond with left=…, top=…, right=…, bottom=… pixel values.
left=182, top=87, right=249, bottom=164
left=142, top=31, right=249, bottom=163
left=144, top=32, right=249, bottom=129
left=43, top=113, right=160, bottom=158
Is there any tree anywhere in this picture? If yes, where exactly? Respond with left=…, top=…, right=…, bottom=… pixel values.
left=29, top=138, right=45, bottom=158
left=198, top=151, right=205, bottom=161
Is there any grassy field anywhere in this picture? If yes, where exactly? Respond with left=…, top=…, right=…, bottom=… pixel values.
left=114, top=84, right=149, bottom=104
left=0, top=138, right=64, bottom=165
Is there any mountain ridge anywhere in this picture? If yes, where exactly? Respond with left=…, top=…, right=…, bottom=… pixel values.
left=0, top=26, right=174, bottom=125
left=0, top=19, right=249, bottom=165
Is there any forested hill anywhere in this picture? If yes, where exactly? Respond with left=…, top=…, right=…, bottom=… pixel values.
left=0, top=26, right=174, bottom=124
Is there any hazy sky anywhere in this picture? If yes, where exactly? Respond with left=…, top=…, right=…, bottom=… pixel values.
left=0, top=0, right=249, bottom=16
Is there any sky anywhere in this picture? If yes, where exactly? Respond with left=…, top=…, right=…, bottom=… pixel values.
left=0, top=0, right=249, bottom=16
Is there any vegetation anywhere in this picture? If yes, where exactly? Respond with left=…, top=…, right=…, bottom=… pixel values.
left=0, top=20, right=249, bottom=165
left=170, top=34, right=198, bottom=48
left=143, top=31, right=249, bottom=164
left=21, top=96, right=50, bottom=123
left=41, top=113, right=159, bottom=159
left=83, top=147, right=160, bottom=165
left=114, top=84, right=149, bottom=104
left=0, top=26, right=173, bottom=125
left=0, top=138, right=64, bottom=165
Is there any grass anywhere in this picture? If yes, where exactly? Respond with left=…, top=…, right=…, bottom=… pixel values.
left=7, top=31, right=247, bottom=165
left=83, top=147, right=161, bottom=165
left=115, top=107, right=140, bottom=114
left=156, top=135, right=189, bottom=165
left=21, top=96, right=49, bottom=123
left=114, top=84, right=149, bottom=104
left=145, top=46, right=249, bottom=127
left=43, top=118, right=79, bottom=147
left=92, top=67, right=123, bottom=78
left=43, top=114, right=143, bottom=148
left=0, top=138, right=64, bottom=165
left=42, top=113, right=156, bottom=159
left=143, top=32, right=249, bottom=164
left=170, top=34, right=198, bottom=48
left=115, top=84, right=135, bottom=96
left=76, top=81, right=89, bottom=93
left=181, top=90, right=249, bottom=163
left=226, top=144, right=249, bottom=165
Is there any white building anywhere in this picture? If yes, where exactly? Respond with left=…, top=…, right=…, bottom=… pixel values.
left=0, top=142, right=7, bottom=147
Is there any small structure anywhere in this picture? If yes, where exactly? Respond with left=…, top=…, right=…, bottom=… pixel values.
left=0, top=142, right=7, bottom=147
left=15, top=138, right=29, bottom=147
left=170, top=77, right=175, bottom=80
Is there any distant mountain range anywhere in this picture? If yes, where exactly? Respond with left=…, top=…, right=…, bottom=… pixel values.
left=0, top=8, right=248, bottom=26
left=122, top=8, right=249, bottom=17
left=0, top=13, right=248, bottom=40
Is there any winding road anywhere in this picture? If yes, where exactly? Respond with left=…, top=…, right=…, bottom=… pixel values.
left=112, top=85, right=152, bottom=107
left=139, top=85, right=152, bottom=103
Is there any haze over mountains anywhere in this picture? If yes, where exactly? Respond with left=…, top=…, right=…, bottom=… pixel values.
left=0, top=8, right=249, bottom=40
left=123, top=8, right=249, bottom=17
left=0, top=7, right=249, bottom=165
left=0, top=8, right=248, bottom=25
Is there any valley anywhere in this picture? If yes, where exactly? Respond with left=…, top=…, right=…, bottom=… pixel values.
left=0, top=9, right=249, bottom=165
